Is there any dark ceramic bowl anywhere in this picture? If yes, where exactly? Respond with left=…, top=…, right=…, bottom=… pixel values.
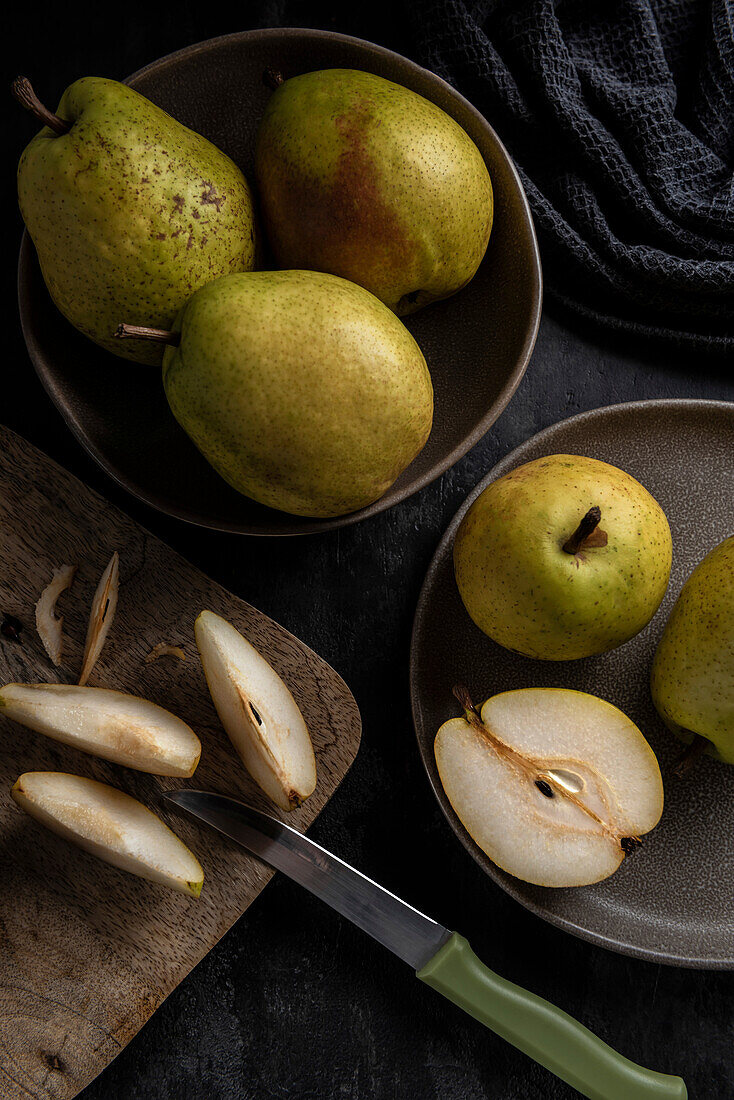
left=411, top=399, right=734, bottom=968
left=17, top=28, right=541, bottom=535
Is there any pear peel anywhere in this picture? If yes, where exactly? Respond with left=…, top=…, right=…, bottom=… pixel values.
left=35, top=564, right=76, bottom=666
left=195, top=610, right=316, bottom=811
left=435, top=687, right=663, bottom=888
left=0, top=683, right=201, bottom=777
left=11, top=772, right=204, bottom=897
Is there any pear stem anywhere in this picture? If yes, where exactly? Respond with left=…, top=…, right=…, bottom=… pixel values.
left=452, top=682, right=480, bottom=719
left=114, top=323, right=180, bottom=347
left=562, top=506, right=607, bottom=554
left=673, top=734, right=708, bottom=778
left=12, top=76, right=70, bottom=135
left=263, top=68, right=284, bottom=91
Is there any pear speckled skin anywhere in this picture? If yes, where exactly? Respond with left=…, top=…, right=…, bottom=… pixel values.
left=17, top=78, right=258, bottom=365
left=255, top=69, right=493, bottom=316
left=651, top=536, right=734, bottom=764
left=454, top=454, right=672, bottom=660
left=162, top=270, right=433, bottom=518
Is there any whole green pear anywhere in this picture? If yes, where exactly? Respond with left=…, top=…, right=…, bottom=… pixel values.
left=651, top=536, right=734, bottom=764
left=16, top=76, right=258, bottom=365
left=145, top=270, right=433, bottom=517
left=255, top=69, right=492, bottom=315
left=453, top=454, right=672, bottom=660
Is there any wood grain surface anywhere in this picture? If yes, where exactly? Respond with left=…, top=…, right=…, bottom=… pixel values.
left=0, top=425, right=362, bottom=1100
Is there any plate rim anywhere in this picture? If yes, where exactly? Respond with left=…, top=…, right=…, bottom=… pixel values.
left=16, top=26, right=542, bottom=537
left=410, top=397, right=734, bottom=969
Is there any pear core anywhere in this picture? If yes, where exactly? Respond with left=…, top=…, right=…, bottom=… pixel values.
left=435, top=687, right=664, bottom=888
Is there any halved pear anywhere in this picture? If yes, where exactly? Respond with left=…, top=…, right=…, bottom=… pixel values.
left=435, top=688, right=663, bottom=888
left=12, top=772, right=204, bottom=897
left=195, top=610, right=316, bottom=811
left=0, top=684, right=201, bottom=777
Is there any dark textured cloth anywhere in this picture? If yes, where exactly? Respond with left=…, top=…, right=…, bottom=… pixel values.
left=407, top=0, right=734, bottom=353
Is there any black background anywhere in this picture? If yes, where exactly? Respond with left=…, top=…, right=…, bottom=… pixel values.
left=6, top=5, right=734, bottom=1099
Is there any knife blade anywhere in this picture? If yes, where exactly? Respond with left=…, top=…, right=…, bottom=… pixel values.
left=165, top=788, right=450, bottom=969
left=165, top=789, right=686, bottom=1100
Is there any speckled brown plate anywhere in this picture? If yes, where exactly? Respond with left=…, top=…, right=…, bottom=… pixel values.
left=411, top=399, right=734, bottom=968
left=17, top=28, right=541, bottom=536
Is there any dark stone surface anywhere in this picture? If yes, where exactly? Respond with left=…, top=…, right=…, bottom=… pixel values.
left=6, top=5, right=734, bottom=1098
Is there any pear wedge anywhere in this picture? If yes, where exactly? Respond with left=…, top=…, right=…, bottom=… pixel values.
left=195, top=610, right=316, bottom=811
left=0, top=684, right=201, bottom=777
left=435, top=688, right=663, bottom=888
left=12, top=772, right=204, bottom=897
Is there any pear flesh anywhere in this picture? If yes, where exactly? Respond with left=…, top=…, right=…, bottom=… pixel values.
left=454, top=455, right=672, bottom=660
left=0, top=683, right=201, bottom=777
left=12, top=772, right=204, bottom=897
left=651, top=536, right=734, bottom=764
left=435, top=689, right=663, bottom=887
left=162, top=270, right=433, bottom=517
left=256, top=68, right=493, bottom=316
left=17, top=77, right=258, bottom=365
left=195, top=610, right=316, bottom=811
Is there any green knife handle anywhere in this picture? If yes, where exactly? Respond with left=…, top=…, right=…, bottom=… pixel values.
left=417, top=934, right=686, bottom=1100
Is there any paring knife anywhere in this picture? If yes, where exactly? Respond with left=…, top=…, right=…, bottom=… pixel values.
left=165, top=790, right=687, bottom=1100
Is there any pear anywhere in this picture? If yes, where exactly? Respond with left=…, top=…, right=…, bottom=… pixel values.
left=12, top=772, right=204, bottom=896
left=454, top=454, right=672, bottom=660
left=14, top=76, right=258, bottom=365
left=117, top=270, right=433, bottom=517
left=195, top=610, right=316, bottom=811
left=0, top=683, right=201, bottom=776
left=651, top=536, right=734, bottom=767
left=435, top=687, right=663, bottom=887
left=255, top=68, right=492, bottom=315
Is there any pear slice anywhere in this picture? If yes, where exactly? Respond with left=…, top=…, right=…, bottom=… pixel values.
left=11, top=772, right=204, bottom=897
left=0, top=684, right=201, bottom=777
left=79, top=551, right=119, bottom=686
left=435, top=688, right=663, bottom=888
left=195, top=610, right=316, bottom=811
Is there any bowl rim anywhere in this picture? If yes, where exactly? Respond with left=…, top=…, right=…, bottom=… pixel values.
left=17, top=27, right=542, bottom=537
left=410, top=396, right=734, bottom=969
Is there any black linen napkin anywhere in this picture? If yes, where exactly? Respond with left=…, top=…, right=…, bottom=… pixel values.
left=407, top=0, right=734, bottom=354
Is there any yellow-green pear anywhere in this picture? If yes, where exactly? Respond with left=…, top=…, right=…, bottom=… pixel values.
left=14, top=76, right=258, bottom=365
left=651, top=536, right=734, bottom=765
left=255, top=69, right=492, bottom=315
left=117, top=270, right=433, bottom=517
left=454, top=455, right=672, bottom=660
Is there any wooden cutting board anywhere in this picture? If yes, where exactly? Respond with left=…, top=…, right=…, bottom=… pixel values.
left=0, top=425, right=362, bottom=1100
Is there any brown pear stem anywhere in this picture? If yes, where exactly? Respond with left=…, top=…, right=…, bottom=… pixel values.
left=115, top=323, right=180, bottom=347
left=452, top=683, right=480, bottom=719
left=562, top=506, right=607, bottom=554
left=12, top=76, right=70, bottom=135
left=673, top=733, right=708, bottom=778
left=262, top=67, right=284, bottom=91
